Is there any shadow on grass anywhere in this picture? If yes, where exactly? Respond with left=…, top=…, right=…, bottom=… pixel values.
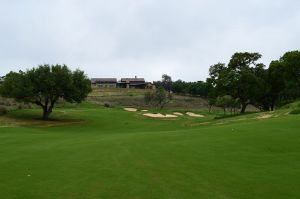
left=2, top=109, right=85, bottom=128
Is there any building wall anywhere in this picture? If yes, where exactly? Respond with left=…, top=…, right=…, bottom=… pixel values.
left=96, top=83, right=117, bottom=88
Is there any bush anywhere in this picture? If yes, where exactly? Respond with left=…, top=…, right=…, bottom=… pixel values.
left=290, top=109, right=300, bottom=115
left=0, top=106, right=8, bottom=116
left=104, top=103, right=112, bottom=108
left=144, top=91, right=154, bottom=105
left=144, top=88, right=172, bottom=109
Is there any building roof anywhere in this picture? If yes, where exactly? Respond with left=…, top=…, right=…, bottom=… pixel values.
left=121, top=78, right=145, bottom=82
left=91, top=78, right=117, bottom=83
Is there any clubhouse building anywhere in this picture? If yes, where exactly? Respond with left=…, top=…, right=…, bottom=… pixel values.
left=91, top=76, right=150, bottom=89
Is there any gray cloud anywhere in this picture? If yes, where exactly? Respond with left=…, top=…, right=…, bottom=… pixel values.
left=1, top=0, right=300, bottom=81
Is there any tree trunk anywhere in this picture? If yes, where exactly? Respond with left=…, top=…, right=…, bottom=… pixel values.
left=240, top=103, right=247, bottom=114
left=42, top=102, right=55, bottom=120
left=43, top=108, right=50, bottom=120
left=209, top=105, right=212, bottom=113
left=270, top=98, right=275, bottom=111
left=35, top=98, right=57, bottom=120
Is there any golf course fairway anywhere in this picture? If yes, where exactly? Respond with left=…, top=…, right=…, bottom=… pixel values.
left=0, top=105, right=299, bottom=199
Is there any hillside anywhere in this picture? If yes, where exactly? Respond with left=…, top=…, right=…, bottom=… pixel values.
left=88, top=87, right=208, bottom=109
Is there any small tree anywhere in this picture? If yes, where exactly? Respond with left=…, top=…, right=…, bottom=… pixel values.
left=216, top=95, right=233, bottom=115
left=231, top=98, right=241, bottom=114
left=154, top=87, right=172, bottom=109
left=208, top=98, right=216, bottom=113
left=161, top=74, right=172, bottom=93
left=0, top=64, right=91, bottom=120
left=144, top=87, right=172, bottom=109
left=144, top=91, right=154, bottom=106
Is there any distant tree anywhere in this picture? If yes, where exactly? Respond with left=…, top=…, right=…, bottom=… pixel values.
left=263, top=51, right=300, bottom=109
left=227, top=52, right=266, bottom=113
left=236, top=70, right=265, bottom=113
left=0, top=65, right=91, bottom=120
left=209, top=53, right=265, bottom=113
left=144, top=91, right=154, bottom=106
left=161, top=74, right=172, bottom=93
left=144, top=87, right=172, bottom=109
left=171, top=79, right=211, bottom=98
left=172, top=80, right=188, bottom=94
left=208, top=63, right=229, bottom=97
left=208, top=98, right=216, bottom=113
left=206, top=78, right=217, bottom=113
left=216, top=95, right=233, bottom=115
left=153, top=81, right=163, bottom=90
left=252, top=63, right=271, bottom=111
left=279, top=51, right=300, bottom=100
left=154, top=87, right=172, bottom=109
left=229, top=97, right=241, bottom=114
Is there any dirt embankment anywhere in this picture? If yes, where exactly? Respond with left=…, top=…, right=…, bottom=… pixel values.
left=88, top=89, right=208, bottom=109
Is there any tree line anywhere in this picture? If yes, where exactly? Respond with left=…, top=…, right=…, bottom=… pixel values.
left=154, top=50, right=300, bottom=113
left=1, top=50, right=299, bottom=118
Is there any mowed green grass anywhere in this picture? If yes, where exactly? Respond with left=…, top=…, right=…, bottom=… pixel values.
left=0, top=105, right=300, bottom=199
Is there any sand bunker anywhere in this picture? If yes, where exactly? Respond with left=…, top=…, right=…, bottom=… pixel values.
left=124, top=108, right=137, bottom=112
left=141, top=110, right=148, bottom=112
left=186, top=112, right=204, bottom=117
left=143, top=113, right=178, bottom=118
left=173, top=112, right=183, bottom=116
left=257, top=114, right=273, bottom=119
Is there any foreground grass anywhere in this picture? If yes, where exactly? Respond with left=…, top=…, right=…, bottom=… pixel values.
left=0, top=105, right=299, bottom=199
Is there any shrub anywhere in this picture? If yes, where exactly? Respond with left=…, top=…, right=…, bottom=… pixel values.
left=290, top=109, right=300, bottom=115
left=0, top=106, right=7, bottom=116
left=144, top=91, right=154, bottom=105
left=104, top=103, right=112, bottom=108
left=144, top=88, right=172, bottom=109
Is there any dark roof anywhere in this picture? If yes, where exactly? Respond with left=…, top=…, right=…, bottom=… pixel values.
left=91, top=78, right=117, bottom=84
left=121, top=78, right=145, bottom=82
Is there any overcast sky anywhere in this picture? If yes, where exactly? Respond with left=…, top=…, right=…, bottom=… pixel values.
left=0, top=0, right=300, bottom=82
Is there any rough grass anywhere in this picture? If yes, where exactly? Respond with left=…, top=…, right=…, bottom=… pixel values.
left=0, top=104, right=300, bottom=199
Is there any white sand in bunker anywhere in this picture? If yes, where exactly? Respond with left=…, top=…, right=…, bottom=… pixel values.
left=173, top=112, right=183, bottom=116
left=143, top=113, right=178, bottom=118
left=124, top=108, right=137, bottom=112
left=186, top=112, right=204, bottom=117
left=141, top=110, right=148, bottom=112
left=257, top=114, right=273, bottom=119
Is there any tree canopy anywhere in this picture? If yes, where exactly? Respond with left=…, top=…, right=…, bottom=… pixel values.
left=207, top=52, right=266, bottom=113
left=0, top=64, right=91, bottom=120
